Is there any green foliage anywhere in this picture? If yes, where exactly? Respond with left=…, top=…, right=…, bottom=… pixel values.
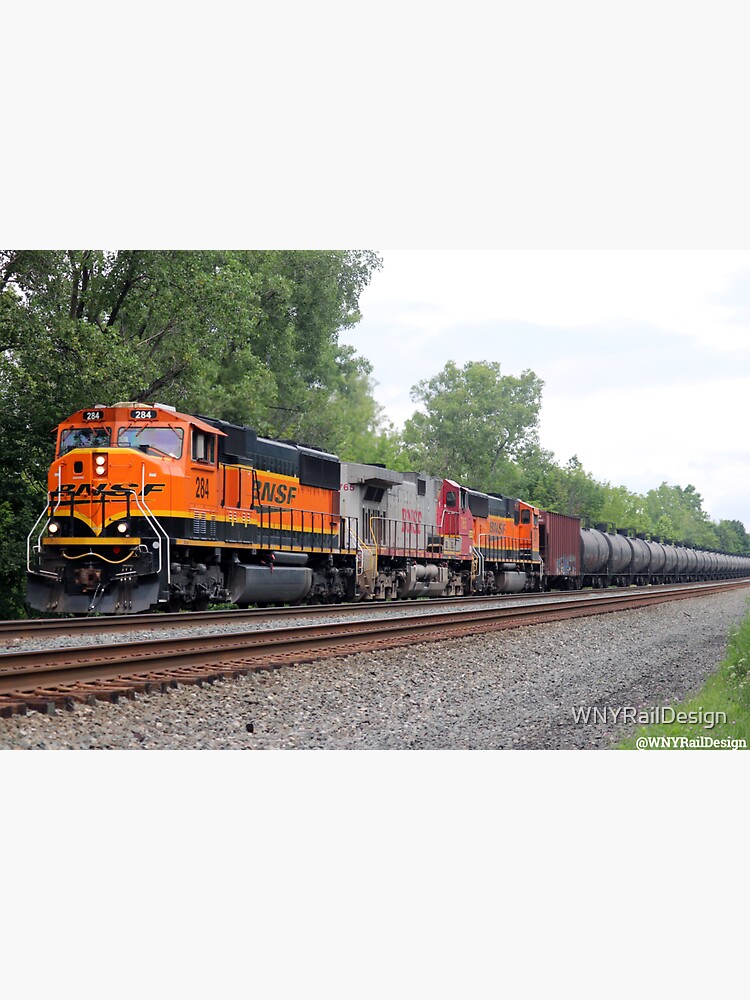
left=715, top=519, right=750, bottom=554
left=619, top=604, right=750, bottom=750
left=0, top=250, right=383, bottom=443
left=0, top=498, right=29, bottom=618
left=401, top=360, right=543, bottom=487
left=186, top=251, right=384, bottom=450
left=640, top=482, right=717, bottom=546
left=593, top=484, right=650, bottom=535
left=520, top=454, right=607, bottom=520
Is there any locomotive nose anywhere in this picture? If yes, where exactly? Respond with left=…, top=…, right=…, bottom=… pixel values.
left=57, top=447, right=145, bottom=536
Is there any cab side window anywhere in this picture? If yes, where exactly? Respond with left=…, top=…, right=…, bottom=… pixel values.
left=192, top=431, right=215, bottom=464
left=521, top=509, right=531, bottom=524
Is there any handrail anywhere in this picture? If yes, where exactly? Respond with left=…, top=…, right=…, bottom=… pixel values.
left=255, top=504, right=357, bottom=553
left=348, top=522, right=376, bottom=582
left=368, top=514, right=385, bottom=579
left=26, top=495, right=58, bottom=578
left=472, top=544, right=484, bottom=587
left=365, top=515, right=441, bottom=559
left=136, top=464, right=171, bottom=585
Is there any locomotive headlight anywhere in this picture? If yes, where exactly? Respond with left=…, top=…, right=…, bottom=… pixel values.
left=48, top=520, right=60, bottom=535
left=94, top=453, right=107, bottom=475
left=116, top=521, right=129, bottom=535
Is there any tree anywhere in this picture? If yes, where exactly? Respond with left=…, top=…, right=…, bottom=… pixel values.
left=400, top=360, right=543, bottom=488
left=186, top=250, right=383, bottom=449
left=642, top=482, right=718, bottom=546
left=715, top=519, right=750, bottom=554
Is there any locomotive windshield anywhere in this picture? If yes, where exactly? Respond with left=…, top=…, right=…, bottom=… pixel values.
left=117, top=425, right=184, bottom=458
left=60, top=426, right=112, bottom=454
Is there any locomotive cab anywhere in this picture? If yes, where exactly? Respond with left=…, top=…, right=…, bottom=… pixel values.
left=26, top=403, right=224, bottom=614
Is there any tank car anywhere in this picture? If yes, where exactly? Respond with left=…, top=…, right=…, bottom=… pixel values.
left=539, top=514, right=750, bottom=589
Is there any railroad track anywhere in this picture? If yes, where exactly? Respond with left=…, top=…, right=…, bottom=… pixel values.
left=1, top=578, right=748, bottom=717
left=0, top=589, right=608, bottom=641
left=3, top=578, right=749, bottom=642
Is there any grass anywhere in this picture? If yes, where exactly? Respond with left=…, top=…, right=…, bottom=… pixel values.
left=619, top=603, right=750, bottom=750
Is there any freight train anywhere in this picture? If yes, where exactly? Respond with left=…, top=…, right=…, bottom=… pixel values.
left=25, top=403, right=750, bottom=614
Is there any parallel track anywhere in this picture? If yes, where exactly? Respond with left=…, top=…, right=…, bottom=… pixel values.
left=4, top=578, right=750, bottom=642
left=0, top=590, right=593, bottom=640
left=1, top=578, right=749, bottom=717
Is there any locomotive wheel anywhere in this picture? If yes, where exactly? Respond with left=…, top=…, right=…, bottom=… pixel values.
left=167, top=593, right=183, bottom=613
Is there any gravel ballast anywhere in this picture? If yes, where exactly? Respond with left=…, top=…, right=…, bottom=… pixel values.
left=1, top=589, right=748, bottom=749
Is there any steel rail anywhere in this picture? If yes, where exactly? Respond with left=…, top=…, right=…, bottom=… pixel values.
left=1, top=580, right=749, bottom=716
left=3, top=577, right=749, bottom=642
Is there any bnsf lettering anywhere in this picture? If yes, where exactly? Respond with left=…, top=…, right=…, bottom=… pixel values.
left=57, top=482, right=165, bottom=498
left=253, top=480, right=298, bottom=505
left=401, top=507, right=423, bottom=536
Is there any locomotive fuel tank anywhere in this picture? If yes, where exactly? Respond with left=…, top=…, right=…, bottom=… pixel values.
left=227, top=554, right=314, bottom=605
left=494, top=570, right=527, bottom=593
left=399, top=562, right=450, bottom=597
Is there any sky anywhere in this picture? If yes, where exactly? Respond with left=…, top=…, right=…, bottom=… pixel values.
left=348, top=251, right=750, bottom=528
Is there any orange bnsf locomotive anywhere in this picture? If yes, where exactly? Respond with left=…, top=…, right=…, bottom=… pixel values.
left=26, top=403, right=750, bottom=614
left=26, top=403, right=357, bottom=614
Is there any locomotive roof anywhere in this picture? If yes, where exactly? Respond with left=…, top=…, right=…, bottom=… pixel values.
left=339, top=460, right=404, bottom=488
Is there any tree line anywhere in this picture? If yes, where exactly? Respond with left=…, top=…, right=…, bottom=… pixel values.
left=379, top=358, right=750, bottom=556
left=1, top=251, right=746, bottom=618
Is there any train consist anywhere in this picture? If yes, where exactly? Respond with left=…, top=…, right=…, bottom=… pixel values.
left=26, top=403, right=750, bottom=614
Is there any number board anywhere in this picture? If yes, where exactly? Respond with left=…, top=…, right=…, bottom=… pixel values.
left=83, top=411, right=104, bottom=421
left=130, top=409, right=157, bottom=420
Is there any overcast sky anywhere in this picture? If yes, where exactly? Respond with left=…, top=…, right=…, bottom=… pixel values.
left=349, top=251, right=750, bottom=528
